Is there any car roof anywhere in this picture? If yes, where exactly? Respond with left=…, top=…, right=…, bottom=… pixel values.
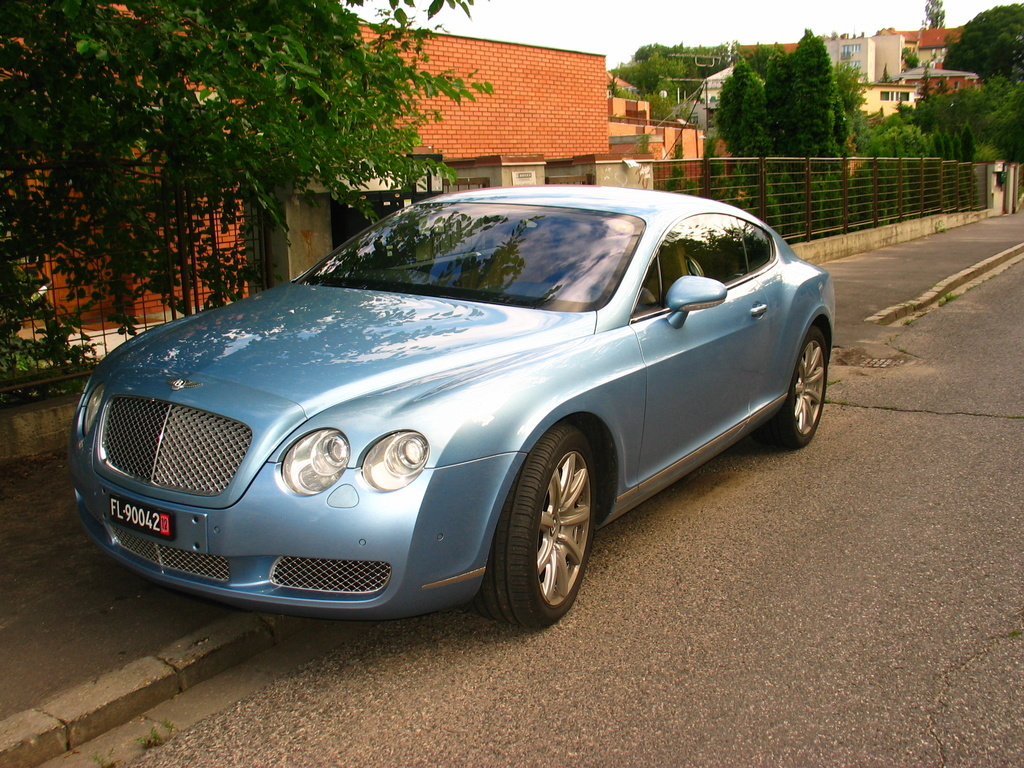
left=429, top=186, right=745, bottom=227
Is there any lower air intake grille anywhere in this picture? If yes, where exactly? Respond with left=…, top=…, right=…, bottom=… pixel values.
left=102, top=396, right=252, bottom=496
left=271, top=556, right=391, bottom=594
left=114, top=528, right=230, bottom=582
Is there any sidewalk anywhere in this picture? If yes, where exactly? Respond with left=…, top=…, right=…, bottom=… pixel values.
left=824, top=210, right=1024, bottom=351
left=2, top=209, right=1023, bottom=768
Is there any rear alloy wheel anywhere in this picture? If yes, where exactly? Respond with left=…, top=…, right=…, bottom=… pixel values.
left=755, top=326, right=828, bottom=449
left=474, top=424, right=595, bottom=627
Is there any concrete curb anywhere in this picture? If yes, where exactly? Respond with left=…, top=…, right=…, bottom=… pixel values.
left=0, top=613, right=306, bottom=768
left=867, top=241, right=1024, bottom=325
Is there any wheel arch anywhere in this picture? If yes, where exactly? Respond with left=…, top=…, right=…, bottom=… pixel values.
left=811, top=312, right=833, bottom=354
left=559, top=412, right=620, bottom=527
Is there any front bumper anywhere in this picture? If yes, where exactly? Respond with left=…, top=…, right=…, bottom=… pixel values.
left=73, top=451, right=523, bottom=620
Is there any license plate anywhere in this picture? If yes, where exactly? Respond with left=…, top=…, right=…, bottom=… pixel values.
left=109, top=494, right=176, bottom=541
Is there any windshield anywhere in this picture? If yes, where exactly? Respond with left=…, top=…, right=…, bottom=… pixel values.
left=300, top=202, right=645, bottom=312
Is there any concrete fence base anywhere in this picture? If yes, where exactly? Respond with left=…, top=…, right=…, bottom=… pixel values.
left=0, top=394, right=79, bottom=464
left=790, top=209, right=996, bottom=266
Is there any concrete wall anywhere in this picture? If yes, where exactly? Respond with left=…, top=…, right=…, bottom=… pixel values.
left=269, top=190, right=334, bottom=285
left=790, top=209, right=995, bottom=265
left=446, top=155, right=548, bottom=189
left=0, top=394, right=79, bottom=463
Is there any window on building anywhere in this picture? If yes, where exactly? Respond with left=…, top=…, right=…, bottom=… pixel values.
left=841, top=43, right=862, bottom=58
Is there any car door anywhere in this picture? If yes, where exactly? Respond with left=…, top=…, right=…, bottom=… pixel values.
left=630, top=214, right=772, bottom=483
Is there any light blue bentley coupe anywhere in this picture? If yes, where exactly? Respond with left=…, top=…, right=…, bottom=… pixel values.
left=70, top=187, right=834, bottom=627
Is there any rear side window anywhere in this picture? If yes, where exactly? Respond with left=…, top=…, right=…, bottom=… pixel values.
left=654, top=214, right=774, bottom=289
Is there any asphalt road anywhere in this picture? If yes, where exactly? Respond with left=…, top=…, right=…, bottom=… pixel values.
left=126, top=256, right=1024, bottom=765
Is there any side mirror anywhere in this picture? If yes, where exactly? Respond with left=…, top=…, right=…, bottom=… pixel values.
left=665, top=276, right=727, bottom=328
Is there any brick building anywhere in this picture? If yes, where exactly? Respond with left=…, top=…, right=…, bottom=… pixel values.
left=414, top=34, right=609, bottom=159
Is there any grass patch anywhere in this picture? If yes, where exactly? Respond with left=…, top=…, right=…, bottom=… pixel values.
left=137, top=720, right=176, bottom=750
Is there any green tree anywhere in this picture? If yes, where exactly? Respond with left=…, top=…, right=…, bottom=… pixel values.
left=862, top=115, right=933, bottom=157
left=612, top=42, right=735, bottom=119
left=765, top=30, right=841, bottom=156
left=959, top=124, right=976, bottom=161
left=833, top=63, right=865, bottom=153
left=988, top=82, right=1024, bottom=161
left=0, top=0, right=484, bottom=383
left=923, top=0, right=946, bottom=29
left=934, top=132, right=956, bottom=159
left=1, top=0, right=483, bottom=226
left=919, top=68, right=934, bottom=101
left=716, top=58, right=770, bottom=156
left=945, top=4, right=1024, bottom=81
left=742, top=43, right=785, bottom=78
left=907, top=76, right=1024, bottom=160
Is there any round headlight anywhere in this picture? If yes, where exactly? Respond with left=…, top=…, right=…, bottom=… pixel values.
left=282, top=429, right=350, bottom=495
left=82, top=382, right=105, bottom=436
left=362, top=432, right=429, bottom=492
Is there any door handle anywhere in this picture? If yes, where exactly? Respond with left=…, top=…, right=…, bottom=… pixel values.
left=750, top=303, right=768, bottom=318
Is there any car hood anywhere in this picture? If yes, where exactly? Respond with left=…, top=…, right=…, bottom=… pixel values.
left=108, top=283, right=596, bottom=416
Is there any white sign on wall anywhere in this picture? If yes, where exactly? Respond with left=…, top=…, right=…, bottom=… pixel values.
left=512, top=170, right=537, bottom=186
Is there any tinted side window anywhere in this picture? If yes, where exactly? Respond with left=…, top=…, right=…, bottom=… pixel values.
left=743, top=223, right=773, bottom=273
left=664, top=214, right=773, bottom=285
left=635, top=214, right=775, bottom=318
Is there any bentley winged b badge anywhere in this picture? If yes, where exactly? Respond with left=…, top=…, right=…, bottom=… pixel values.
left=167, top=376, right=202, bottom=391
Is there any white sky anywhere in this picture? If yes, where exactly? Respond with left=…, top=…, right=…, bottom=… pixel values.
left=362, top=0, right=1000, bottom=68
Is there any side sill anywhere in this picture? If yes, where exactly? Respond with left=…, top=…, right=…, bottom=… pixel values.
left=604, top=393, right=787, bottom=526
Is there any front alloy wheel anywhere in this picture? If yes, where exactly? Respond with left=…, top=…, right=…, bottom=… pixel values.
left=537, top=449, right=591, bottom=607
left=474, top=424, right=595, bottom=627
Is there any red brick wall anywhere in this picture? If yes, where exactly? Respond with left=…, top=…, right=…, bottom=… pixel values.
left=414, top=35, right=608, bottom=159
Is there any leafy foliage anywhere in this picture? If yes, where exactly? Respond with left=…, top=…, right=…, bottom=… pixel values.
left=958, top=124, right=976, bottom=162
left=719, top=33, right=855, bottom=158
left=861, top=117, right=933, bottom=157
left=945, top=4, right=1024, bottom=82
left=742, top=44, right=786, bottom=78
left=899, top=75, right=1024, bottom=162
left=765, top=31, right=844, bottom=157
left=923, top=0, right=946, bottom=29
left=1, top=0, right=483, bottom=224
left=0, top=0, right=484, bottom=397
left=611, top=42, right=735, bottom=120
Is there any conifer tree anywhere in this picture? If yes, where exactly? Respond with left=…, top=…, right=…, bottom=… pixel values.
left=766, top=30, right=841, bottom=156
left=716, top=58, right=771, bottom=156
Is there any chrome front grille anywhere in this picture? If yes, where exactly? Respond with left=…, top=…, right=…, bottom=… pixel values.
left=114, top=528, right=230, bottom=582
left=271, top=556, right=392, bottom=594
left=102, top=396, right=252, bottom=496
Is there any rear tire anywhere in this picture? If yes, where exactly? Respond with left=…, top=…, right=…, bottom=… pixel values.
left=474, top=424, right=594, bottom=627
left=755, top=326, right=828, bottom=449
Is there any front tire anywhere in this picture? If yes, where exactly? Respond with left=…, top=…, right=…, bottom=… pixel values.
left=755, top=326, right=828, bottom=449
left=474, top=424, right=595, bottom=627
